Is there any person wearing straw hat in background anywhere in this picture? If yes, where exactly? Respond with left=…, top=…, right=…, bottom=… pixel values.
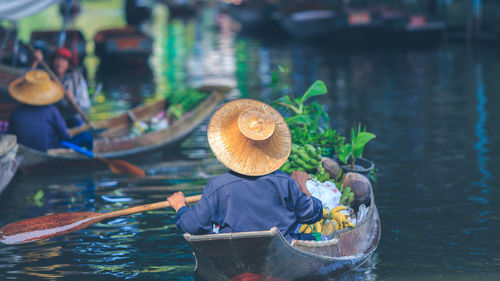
left=167, top=99, right=323, bottom=242
left=32, top=47, right=92, bottom=149
left=7, top=70, right=71, bottom=152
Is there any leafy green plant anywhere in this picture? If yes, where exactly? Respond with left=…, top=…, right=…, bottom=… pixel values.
left=165, top=88, right=206, bottom=121
left=338, top=123, right=376, bottom=170
left=270, top=67, right=344, bottom=154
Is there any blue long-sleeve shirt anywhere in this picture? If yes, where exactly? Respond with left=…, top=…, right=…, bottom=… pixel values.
left=7, top=104, right=71, bottom=152
left=175, top=170, right=323, bottom=242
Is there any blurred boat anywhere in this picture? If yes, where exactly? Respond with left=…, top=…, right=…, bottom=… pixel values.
left=0, top=135, right=21, bottom=195
left=94, top=26, right=153, bottom=67
left=0, top=64, right=23, bottom=121
left=0, top=26, right=30, bottom=68
left=185, top=185, right=380, bottom=280
left=384, top=12, right=445, bottom=43
left=125, top=0, right=153, bottom=25
left=278, top=1, right=337, bottom=39
left=226, top=0, right=279, bottom=31
left=30, top=29, right=87, bottom=65
left=18, top=85, right=230, bottom=171
left=156, top=0, right=203, bottom=18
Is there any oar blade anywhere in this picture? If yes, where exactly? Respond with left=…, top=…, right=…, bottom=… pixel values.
left=107, top=160, right=146, bottom=177
left=0, top=212, right=101, bottom=245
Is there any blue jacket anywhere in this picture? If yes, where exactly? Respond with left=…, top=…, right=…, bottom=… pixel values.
left=175, top=170, right=323, bottom=242
left=7, top=104, right=70, bottom=151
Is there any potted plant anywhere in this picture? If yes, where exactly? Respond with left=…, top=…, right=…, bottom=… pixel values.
left=336, top=123, right=375, bottom=176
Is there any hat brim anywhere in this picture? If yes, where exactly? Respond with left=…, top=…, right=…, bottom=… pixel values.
left=208, top=99, right=291, bottom=176
left=9, top=77, right=64, bottom=106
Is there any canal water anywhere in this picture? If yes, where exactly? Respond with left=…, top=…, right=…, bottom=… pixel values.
left=1, top=1, right=500, bottom=280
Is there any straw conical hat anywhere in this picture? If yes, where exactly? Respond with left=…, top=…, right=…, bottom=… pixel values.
left=9, top=70, right=64, bottom=106
left=208, top=99, right=291, bottom=176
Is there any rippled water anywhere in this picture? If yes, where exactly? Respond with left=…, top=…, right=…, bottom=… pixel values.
left=2, top=1, right=500, bottom=280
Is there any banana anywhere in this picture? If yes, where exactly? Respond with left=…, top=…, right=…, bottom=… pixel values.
left=331, top=212, right=345, bottom=229
left=304, top=225, right=312, bottom=234
left=316, top=147, right=322, bottom=160
left=332, top=205, right=348, bottom=213
left=299, top=224, right=308, bottom=233
left=346, top=222, right=356, bottom=228
left=315, top=221, right=323, bottom=233
left=296, top=149, right=311, bottom=162
left=305, top=144, right=317, bottom=156
left=323, top=208, right=328, bottom=218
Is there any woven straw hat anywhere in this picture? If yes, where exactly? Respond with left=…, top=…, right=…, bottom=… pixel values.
left=208, top=99, right=291, bottom=176
left=9, top=70, right=64, bottom=106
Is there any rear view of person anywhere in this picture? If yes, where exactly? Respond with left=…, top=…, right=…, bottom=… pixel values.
left=7, top=70, right=71, bottom=152
left=167, top=99, right=323, bottom=242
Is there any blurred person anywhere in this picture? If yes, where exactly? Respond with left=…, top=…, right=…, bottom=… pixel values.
left=7, top=70, right=71, bottom=152
left=32, top=47, right=92, bottom=148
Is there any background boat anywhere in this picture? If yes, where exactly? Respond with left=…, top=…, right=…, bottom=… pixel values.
left=278, top=0, right=337, bottom=39
left=0, top=135, right=21, bottom=196
left=225, top=0, right=279, bottom=31
left=18, top=85, right=230, bottom=171
left=185, top=185, right=380, bottom=280
left=94, top=26, right=153, bottom=67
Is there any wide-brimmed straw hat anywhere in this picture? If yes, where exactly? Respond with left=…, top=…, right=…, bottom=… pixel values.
left=9, top=70, right=64, bottom=106
left=208, top=99, right=292, bottom=176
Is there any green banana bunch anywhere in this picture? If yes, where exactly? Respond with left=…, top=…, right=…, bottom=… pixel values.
left=280, top=144, right=325, bottom=176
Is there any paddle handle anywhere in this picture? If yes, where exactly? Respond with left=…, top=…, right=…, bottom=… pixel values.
left=100, top=195, right=202, bottom=220
left=61, top=140, right=94, bottom=158
left=68, top=123, right=92, bottom=137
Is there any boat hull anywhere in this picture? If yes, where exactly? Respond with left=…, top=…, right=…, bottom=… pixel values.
left=184, top=192, right=380, bottom=280
left=0, top=135, right=20, bottom=195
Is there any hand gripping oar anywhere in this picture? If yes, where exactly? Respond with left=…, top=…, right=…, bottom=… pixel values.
left=0, top=195, right=201, bottom=245
left=61, top=140, right=145, bottom=177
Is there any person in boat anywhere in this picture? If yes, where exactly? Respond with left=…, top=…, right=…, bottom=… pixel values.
left=32, top=47, right=92, bottom=148
left=167, top=99, right=323, bottom=242
left=7, top=70, right=71, bottom=152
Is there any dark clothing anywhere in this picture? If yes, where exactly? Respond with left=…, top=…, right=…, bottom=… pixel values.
left=175, top=170, right=323, bottom=242
left=7, top=104, right=71, bottom=151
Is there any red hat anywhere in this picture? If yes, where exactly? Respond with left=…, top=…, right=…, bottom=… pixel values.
left=53, top=47, right=73, bottom=61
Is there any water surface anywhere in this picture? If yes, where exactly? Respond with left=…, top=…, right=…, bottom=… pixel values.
left=1, top=1, right=500, bottom=280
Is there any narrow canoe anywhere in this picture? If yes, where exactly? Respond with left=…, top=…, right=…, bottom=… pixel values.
left=19, top=85, right=230, bottom=170
left=184, top=189, right=380, bottom=280
left=0, top=135, right=21, bottom=195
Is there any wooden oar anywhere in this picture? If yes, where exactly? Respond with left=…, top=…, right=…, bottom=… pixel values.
left=0, top=195, right=201, bottom=245
left=61, top=140, right=145, bottom=177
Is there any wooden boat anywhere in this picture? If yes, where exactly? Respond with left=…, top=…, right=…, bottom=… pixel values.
left=184, top=189, right=380, bottom=280
left=0, top=135, right=21, bottom=196
left=30, top=29, right=87, bottom=65
left=18, top=85, right=230, bottom=170
left=0, top=26, right=31, bottom=67
left=279, top=1, right=337, bottom=39
left=0, top=64, right=23, bottom=120
left=226, top=0, right=279, bottom=31
left=94, top=26, right=153, bottom=66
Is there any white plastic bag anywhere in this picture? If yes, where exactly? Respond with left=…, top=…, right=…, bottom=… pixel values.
left=306, top=179, right=341, bottom=210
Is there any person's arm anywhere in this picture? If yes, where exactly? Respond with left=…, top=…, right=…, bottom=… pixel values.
left=52, top=107, right=71, bottom=141
left=288, top=173, right=323, bottom=225
left=167, top=190, right=213, bottom=235
left=31, top=50, right=43, bottom=69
